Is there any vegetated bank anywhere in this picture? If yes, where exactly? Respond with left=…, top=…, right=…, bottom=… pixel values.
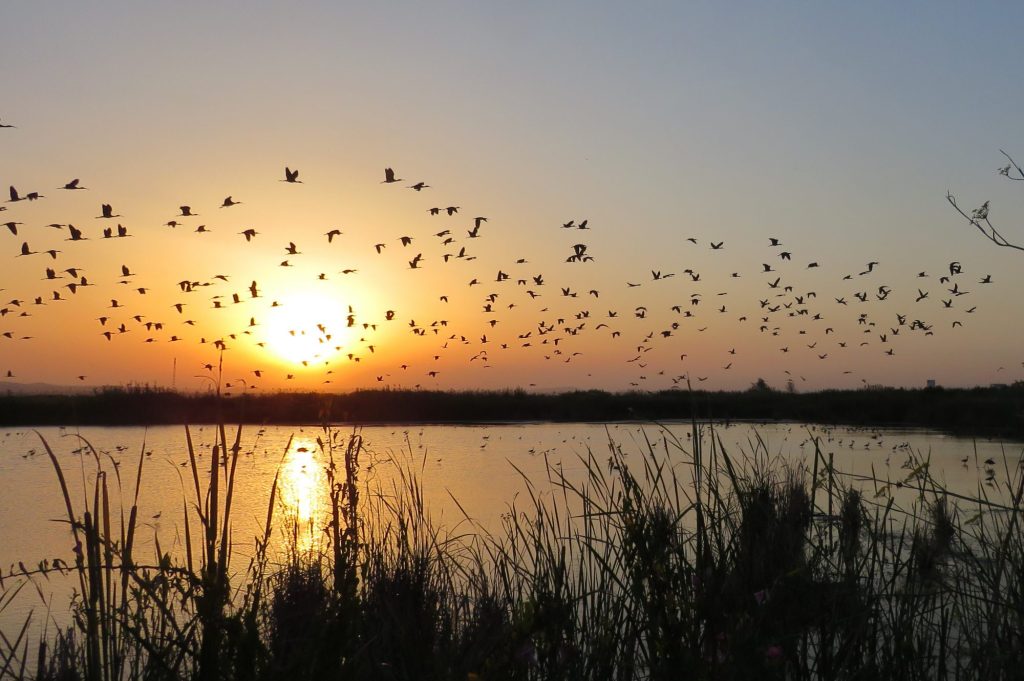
left=0, top=383, right=1022, bottom=438
left=10, top=424, right=1024, bottom=681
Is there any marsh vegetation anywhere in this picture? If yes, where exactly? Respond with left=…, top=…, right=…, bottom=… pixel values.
left=1, top=419, right=1022, bottom=680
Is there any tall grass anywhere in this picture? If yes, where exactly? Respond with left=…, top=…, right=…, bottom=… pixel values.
left=1, top=420, right=1021, bottom=680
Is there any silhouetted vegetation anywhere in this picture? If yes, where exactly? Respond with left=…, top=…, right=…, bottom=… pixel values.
left=3, top=421, right=1022, bottom=680
left=1, top=383, right=1022, bottom=438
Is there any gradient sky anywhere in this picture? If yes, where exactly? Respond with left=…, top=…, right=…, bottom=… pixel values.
left=2, top=1, right=1023, bottom=393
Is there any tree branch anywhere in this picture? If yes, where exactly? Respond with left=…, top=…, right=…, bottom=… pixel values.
left=946, top=191, right=1024, bottom=252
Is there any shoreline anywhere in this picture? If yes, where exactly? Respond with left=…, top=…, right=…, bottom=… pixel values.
left=0, top=385, right=1021, bottom=440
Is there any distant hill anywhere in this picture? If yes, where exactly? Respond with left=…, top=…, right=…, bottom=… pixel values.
left=0, top=381, right=96, bottom=396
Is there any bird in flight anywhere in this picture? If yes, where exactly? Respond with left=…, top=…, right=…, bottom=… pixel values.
left=98, top=204, right=121, bottom=219
left=382, top=167, right=402, bottom=183
left=60, top=179, right=87, bottom=190
left=282, top=167, right=302, bottom=183
left=408, top=182, right=429, bottom=191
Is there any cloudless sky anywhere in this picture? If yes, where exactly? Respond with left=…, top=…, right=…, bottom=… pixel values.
left=2, top=1, right=1023, bottom=393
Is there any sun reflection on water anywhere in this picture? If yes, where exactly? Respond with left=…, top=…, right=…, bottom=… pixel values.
left=279, top=439, right=326, bottom=550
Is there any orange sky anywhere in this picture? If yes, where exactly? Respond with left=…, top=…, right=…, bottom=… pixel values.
left=3, top=3, right=1024, bottom=393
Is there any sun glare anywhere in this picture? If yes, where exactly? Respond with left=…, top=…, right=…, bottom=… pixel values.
left=263, top=290, right=352, bottom=366
left=278, top=440, right=326, bottom=553
left=281, top=441, right=324, bottom=523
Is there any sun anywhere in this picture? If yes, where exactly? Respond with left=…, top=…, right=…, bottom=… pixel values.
left=262, top=290, right=352, bottom=366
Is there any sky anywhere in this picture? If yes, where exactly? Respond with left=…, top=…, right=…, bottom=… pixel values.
left=2, top=1, right=1023, bottom=394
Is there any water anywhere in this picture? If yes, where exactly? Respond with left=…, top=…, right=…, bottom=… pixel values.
left=1, top=421, right=1021, bottom=638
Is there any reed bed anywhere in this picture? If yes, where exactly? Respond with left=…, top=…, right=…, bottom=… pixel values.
left=1, top=419, right=1021, bottom=681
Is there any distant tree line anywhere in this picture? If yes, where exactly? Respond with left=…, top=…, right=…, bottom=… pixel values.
left=0, top=384, right=1022, bottom=438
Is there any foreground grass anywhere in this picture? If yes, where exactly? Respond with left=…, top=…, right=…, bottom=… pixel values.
left=1, top=421, right=1022, bottom=680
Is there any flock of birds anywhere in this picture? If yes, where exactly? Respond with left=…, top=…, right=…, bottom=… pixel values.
left=1, top=116, right=1018, bottom=393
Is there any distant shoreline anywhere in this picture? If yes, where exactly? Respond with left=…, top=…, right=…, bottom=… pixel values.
left=1, top=385, right=1022, bottom=439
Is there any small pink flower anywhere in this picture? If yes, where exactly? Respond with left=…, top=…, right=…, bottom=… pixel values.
left=765, top=644, right=784, bottom=663
left=753, top=589, right=769, bottom=605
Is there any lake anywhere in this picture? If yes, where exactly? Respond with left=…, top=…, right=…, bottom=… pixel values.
left=1, top=421, right=1021, bottom=637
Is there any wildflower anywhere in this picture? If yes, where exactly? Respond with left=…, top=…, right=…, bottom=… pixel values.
left=753, top=588, right=769, bottom=605
left=765, top=644, right=784, bottom=665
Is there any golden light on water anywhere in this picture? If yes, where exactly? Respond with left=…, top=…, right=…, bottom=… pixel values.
left=280, top=440, right=325, bottom=525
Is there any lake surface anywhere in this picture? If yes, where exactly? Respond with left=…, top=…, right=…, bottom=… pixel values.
left=1, top=421, right=1021, bottom=636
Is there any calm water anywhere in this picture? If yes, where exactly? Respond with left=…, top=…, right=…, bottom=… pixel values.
left=1, top=421, right=1021, bottom=635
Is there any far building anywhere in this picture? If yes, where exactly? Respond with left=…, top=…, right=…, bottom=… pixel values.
left=926, top=379, right=937, bottom=388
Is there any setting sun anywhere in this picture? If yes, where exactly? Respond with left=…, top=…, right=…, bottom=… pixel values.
left=263, top=290, right=353, bottom=367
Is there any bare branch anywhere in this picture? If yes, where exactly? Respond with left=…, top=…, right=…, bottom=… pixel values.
left=947, top=172, right=1024, bottom=252
left=998, top=150, right=1024, bottom=181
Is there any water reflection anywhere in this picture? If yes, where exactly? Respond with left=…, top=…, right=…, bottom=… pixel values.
left=278, top=439, right=326, bottom=552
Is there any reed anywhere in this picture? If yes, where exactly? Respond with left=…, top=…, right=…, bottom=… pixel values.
left=1, top=420, right=1021, bottom=680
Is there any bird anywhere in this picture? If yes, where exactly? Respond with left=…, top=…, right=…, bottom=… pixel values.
left=325, top=229, right=342, bottom=243
left=221, top=196, right=241, bottom=207
left=408, top=182, right=429, bottom=191
left=382, top=167, right=402, bottom=183
left=60, top=179, right=87, bottom=190
left=98, top=204, right=121, bottom=219
left=283, top=167, right=302, bottom=183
